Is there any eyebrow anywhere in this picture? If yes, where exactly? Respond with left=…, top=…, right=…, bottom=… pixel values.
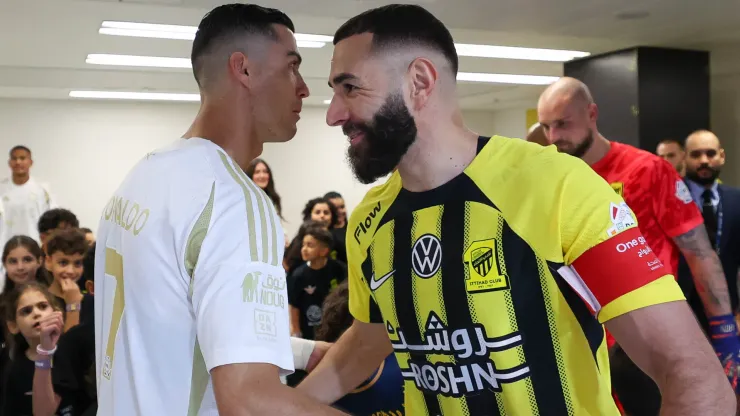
left=328, top=73, right=359, bottom=88
left=287, top=50, right=302, bottom=65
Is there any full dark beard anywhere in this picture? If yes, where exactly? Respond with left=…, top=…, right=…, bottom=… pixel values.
left=345, top=93, right=417, bottom=184
left=686, top=164, right=721, bottom=186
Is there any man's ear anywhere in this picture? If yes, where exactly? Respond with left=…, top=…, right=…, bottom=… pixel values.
left=407, top=57, right=438, bottom=111
left=85, top=280, right=95, bottom=296
left=44, top=254, right=53, bottom=271
left=7, top=320, right=19, bottom=335
left=229, top=52, right=252, bottom=88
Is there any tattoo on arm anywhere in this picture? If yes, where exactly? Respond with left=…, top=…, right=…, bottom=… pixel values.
left=673, top=225, right=732, bottom=316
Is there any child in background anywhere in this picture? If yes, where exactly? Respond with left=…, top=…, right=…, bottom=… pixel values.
left=289, top=226, right=347, bottom=340
left=315, top=280, right=404, bottom=416
left=44, top=228, right=91, bottom=331
left=1, top=235, right=50, bottom=297
left=37, top=208, right=79, bottom=246
left=79, top=228, right=95, bottom=247
left=1, top=282, right=78, bottom=416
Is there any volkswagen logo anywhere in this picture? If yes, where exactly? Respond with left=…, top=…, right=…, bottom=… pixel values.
left=412, top=234, right=442, bottom=278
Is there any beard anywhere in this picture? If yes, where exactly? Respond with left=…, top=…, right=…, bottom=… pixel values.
left=344, top=92, right=417, bottom=184
left=556, top=129, right=594, bottom=159
left=686, top=164, right=721, bottom=186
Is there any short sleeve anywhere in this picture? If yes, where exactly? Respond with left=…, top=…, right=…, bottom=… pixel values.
left=189, top=180, right=292, bottom=375
left=650, top=159, right=703, bottom=238
left=288, top=272, right=301, bottom=307
left=488, top=147, right=684, bottom=324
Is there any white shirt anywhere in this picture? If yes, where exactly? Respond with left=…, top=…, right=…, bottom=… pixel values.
left=0, top=177, right=55, bottom=244
left=94, top=138, right=292, bottom=416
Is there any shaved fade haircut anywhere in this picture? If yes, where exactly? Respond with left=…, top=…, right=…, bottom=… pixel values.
left=191, top=3, right=295, bottom=87
left=333, top=4, right=459, bottom=76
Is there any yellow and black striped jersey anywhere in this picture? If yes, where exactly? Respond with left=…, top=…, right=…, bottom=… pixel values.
left=347, top=136, right=685, bottom=415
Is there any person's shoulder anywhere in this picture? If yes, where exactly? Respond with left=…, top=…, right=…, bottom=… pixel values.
left=469, top=135, right=593, bottom=189
left=347, top=172, right=402, bottom=247
left=291, top=262, right=310, bottom=278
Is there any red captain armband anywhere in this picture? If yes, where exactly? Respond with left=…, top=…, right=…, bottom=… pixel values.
left=570, top=227, right=669, bottom=308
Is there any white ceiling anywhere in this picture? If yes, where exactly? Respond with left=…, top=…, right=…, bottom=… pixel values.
left=1, top=0, right=739, bottom=110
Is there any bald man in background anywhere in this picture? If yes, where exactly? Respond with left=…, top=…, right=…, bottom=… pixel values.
left=682, top=130, right=740, bottom=330
left=657, top=139, right=687, bottom=177
left=534, top=77, right=738, bottom=412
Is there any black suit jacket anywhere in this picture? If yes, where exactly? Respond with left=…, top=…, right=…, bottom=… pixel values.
left=680, top=182, right=740, bottom=330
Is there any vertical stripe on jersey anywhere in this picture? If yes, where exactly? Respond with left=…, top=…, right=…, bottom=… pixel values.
left=411, top=206, right=465, bottom=416
left=218, top=152, right=259, bottom=262
left=464, top=202, right=531, bottom=415
left=185, top=182, right=216, bottom=298
left=393, top=212, right=442, bottom=416
left=187, top=339, right=208, bottom=416
left=235, top=165, right=279, bottom=266
left=501, top=221, right=568, bottom=415
left=442, top=201, right=499, bottom=416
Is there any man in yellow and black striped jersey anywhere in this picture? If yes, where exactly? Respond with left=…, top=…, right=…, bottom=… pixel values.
left=298, top=4, right=735, bottom=416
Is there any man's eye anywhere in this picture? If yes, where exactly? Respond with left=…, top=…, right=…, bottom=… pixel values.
left=344, top=84, right=356, bottom=93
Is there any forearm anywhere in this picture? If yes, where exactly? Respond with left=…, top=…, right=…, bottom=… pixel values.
left=298, top=323, right=391, bottom=403
left=674, top=225, right=732, bottom=316
left=32, top=368, right=59, bottom=416
left=658, top=358, right=735, bottom=415
left=228, top=384, right=347, bottom=416
left=63, top=311, right=79, bottom=332
left=290, top=307, right=301, bottom=336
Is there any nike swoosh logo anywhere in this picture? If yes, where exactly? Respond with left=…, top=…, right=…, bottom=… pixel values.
left=369, top=269, right=395, bottom=291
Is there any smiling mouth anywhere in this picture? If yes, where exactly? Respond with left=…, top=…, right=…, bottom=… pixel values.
left=33, top=322, right=40, bottom=329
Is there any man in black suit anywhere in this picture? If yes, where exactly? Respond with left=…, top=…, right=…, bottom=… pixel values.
left=682, top=130, right=740, bottom=327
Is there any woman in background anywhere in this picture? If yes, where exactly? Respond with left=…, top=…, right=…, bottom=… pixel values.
left=315, top=281, right=404, bottom=416
left=246, top=158, right=288, bottom=247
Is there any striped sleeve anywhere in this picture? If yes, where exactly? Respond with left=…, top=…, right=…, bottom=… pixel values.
left=189, top=151, right=292, bottom=374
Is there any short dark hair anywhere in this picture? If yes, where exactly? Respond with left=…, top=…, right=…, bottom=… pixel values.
left=191, top=3, right=295, bottom=87
left=9, top=146, right=31, bottom=157
left=304, top=226, right=334, bottom=249
left=45, top=228, right=89, bottom=257
left=314, top=280, right=351, bottom=342
left=38, top=208, right=79, bottom=235
left=659, top=139, right=683, bottom=149
left=333, top=4, right=458, bottom=75
left=324, top=191, right=342, bottom=200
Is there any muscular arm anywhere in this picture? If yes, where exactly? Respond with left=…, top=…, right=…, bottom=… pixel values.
left=673, top=224, right=733, bottom=317
left=211, top=363, right=346, bottom=415
left=298, top=320, right=392, bottom=404
left=606, top=301, right=735, bottom=415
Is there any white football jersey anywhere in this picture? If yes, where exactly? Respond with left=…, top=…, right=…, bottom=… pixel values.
left=94, top=138, right=291, bottom=415
left=0, top=177, right=55, bottom=244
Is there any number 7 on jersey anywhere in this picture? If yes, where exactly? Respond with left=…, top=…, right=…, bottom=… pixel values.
left=103, top=247, right=125, bottom=380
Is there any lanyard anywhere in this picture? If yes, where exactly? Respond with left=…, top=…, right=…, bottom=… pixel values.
left=715, top=199, right=723, bottom=256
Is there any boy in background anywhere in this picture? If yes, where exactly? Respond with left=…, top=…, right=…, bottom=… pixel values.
left=44, top=228, right=92, bottom=331
left=38, top=208, right=79, bottom=245
left=289, top=226, right=347, bottom=340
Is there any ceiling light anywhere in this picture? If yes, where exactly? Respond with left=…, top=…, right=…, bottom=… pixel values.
left=455, top=44, right=589, bottom=62
left=86, top=54, right=191, bottom=68
left=457, top=72, right=559, bottom=85
left=323, top=99, right=332, bottom=104
left=69, top=91, right=200, bottom=101
left=84, top=54, right=559, bottom=86
left=99, top=21, right=588, bottom=61
left=100, top=21, right=332, bottom=48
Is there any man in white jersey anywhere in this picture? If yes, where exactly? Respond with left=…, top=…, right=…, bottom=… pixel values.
left=0, top=145, right=55, bottom=244
left=94, top=4, right=345, bottom=415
